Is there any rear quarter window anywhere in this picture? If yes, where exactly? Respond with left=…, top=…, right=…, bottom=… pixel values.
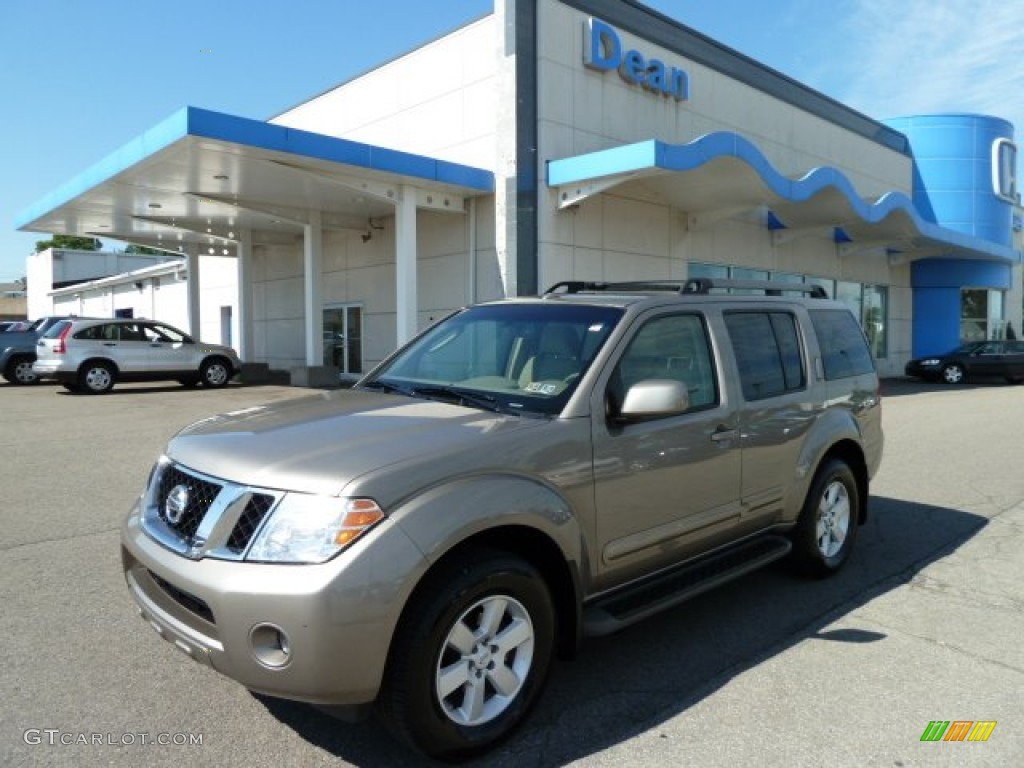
left=809, top=309, right=875, bottom=380
left=42, top=320, right=72, bottom=339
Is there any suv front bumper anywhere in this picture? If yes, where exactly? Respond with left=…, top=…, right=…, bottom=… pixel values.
left=120, top=497, right=426, bottom=707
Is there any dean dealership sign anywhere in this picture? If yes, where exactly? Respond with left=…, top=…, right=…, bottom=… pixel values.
left=583, top=18, right=690, bottom=102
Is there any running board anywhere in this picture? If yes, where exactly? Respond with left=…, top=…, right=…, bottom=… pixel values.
left=583, top=535, right=792, bottom=637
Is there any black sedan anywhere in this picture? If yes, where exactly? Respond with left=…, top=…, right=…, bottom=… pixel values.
left=905, top=340, right=1024, bottom=384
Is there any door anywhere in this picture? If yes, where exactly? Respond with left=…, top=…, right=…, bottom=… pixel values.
left=591, top=311, right=741, bottom=587
left=143, top=322, right=195, bottom=372
left=105, top=322, right=151, bottom=373
left=323, top=305, right=363, bottom=374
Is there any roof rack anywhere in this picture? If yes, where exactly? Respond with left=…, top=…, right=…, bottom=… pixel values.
left=544, top=278, right=829, bottom=299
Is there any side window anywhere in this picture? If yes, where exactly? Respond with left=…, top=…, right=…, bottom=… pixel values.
left=724, top=311, right=806, bottom=401
left=77, top=324, right=103, bottom=341
left=809, top=309, right=876, bottom=380
left=611, top=314, right=717, bottom=413
left=118, top=323, right=145, bottom=342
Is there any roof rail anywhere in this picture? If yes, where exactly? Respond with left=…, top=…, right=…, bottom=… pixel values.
left=682, top=278, right=829, bottom=298
left=544, top=278, right=829, bottom=298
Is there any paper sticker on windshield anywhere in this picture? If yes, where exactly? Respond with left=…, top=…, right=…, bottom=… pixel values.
left=524, top=382, right=559, bottom=395
left=588, top=324, right=605, bottom=332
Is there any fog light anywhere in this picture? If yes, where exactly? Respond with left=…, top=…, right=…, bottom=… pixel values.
left=250, top=623, right=292, bottom=668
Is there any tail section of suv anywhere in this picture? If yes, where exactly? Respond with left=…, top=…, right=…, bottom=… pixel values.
left=1, top=315, right=85, bottom=385
left=34, top=318, right=240, bottom=394
left=121, top=279, right=882, bottom=760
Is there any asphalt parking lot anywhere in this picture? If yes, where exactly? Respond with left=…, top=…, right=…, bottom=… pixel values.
left=1, top=379, right=1022, bottom=767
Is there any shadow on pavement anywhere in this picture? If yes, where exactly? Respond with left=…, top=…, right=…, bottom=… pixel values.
left=253, top=495, right=986, bottom=767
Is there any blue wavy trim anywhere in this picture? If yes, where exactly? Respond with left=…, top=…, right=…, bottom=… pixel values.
left=547, top=132, right=1019, bottom=263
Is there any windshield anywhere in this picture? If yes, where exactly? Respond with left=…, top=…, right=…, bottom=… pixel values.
left=949, top=342, right=985, bottom=355
left=363, top=302, right=623, bottom=416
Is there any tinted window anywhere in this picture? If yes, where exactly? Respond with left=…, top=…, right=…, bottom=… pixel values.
left=117, top=323, right=146, bottom=341
left=724, top=312, right=806, bottom=401
left=612, top=314, right=717, bottom=412
left=809, top=309, right=876, bottom=380
left=73, top=324, right=105, bottom=341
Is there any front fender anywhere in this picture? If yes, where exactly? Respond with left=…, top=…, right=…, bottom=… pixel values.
left=389, top=473, right=583, bottom=569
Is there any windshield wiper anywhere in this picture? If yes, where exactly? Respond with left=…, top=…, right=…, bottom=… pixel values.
left=359, top=379, right=410, bottom=395
left=362, top=380, right=519, bottom=416
left=407, top=385, right=515, bottom=415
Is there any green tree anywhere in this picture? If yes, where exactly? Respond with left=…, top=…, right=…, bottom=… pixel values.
left=34, top=234, right=102, bottom=252
left=124, top=244, right=166, bottom=255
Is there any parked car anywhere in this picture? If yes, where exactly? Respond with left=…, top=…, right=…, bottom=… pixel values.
left=33, top=318, right=240, bottom=394
left=904, top=340, right=1024, bottom=384
left=1, top=316, right=85, bottom=385
left=121, top=279, right=883, bottom=760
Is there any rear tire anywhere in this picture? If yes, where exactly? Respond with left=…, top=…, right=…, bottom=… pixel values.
left=378, top=551, right=555, bottom=761
left=78, top=361, right=116, bottom=394
left=791, top=459, right=859, bottom=578
left=4, top=355, right=38, bottom=385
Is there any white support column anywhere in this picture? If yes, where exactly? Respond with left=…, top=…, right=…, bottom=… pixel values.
left=237, top=228, right=253, bottom=361
left=396, top=185, right=418, bottom=345
left=185, top=247, right=201, bottom=336
left=304, top=210, right=324, bottom=366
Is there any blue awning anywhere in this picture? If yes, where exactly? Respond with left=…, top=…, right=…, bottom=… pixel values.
left=547, top=132, right=1020, bottom=264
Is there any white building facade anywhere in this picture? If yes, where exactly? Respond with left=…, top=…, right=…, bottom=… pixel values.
left=17, top=0, right=1021, bottom=382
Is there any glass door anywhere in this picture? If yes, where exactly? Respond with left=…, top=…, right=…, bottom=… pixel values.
left=322, top=304, right=363, bottom=374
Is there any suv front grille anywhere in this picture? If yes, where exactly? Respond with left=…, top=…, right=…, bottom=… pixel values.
left=143, top=461, right=281, bottom=561
left=226, top=493, right=275, bottom=554
left=156, top=465, right=223, bottom=541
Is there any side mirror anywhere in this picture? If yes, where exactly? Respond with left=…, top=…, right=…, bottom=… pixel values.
left=618, top=379, right=690, bottom=421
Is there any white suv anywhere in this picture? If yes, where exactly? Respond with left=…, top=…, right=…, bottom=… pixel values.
left=34, top=318, right=240, bottom=394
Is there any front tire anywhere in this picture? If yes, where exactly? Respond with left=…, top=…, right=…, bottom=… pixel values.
left=78, top=361, right=116, bottom=394
left=200, top=357, right=232, bottom=388
left=4, top=355, right=38, bottom=385
left=941, top=363, right=965, bottom=384
left=791, top=459, right=859, bottom=578
left=379, top=552, right=555, bottom=761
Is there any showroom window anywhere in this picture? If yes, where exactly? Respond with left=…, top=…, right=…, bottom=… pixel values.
left=961, top=288, right=1007, bottom=341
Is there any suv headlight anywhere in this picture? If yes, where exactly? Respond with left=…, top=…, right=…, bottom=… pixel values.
left=246, top=495, right=385, bottom=564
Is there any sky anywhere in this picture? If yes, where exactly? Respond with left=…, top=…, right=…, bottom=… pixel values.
left=2, top=0, right=1023, bottom=282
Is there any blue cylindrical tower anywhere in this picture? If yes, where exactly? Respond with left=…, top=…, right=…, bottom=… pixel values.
left=884, top=114, right=1016, bottom=356
left=885, top=114, right=1015, bottom=245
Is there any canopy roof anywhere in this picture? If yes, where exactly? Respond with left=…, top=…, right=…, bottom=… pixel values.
left=17, top=107, right=494, bottom=256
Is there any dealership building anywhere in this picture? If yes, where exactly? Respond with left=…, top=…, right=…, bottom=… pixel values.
left=16, top=0, right=1022, bottom=382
